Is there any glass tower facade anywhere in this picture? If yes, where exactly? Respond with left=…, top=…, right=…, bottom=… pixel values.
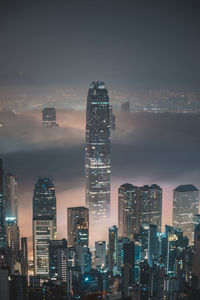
left=32, top=177, right=56, bottom=278
left=85, top=81, right=111, bottom=220
left=118, top=183, right=139, bottom=240
left=118, top=183, right=162, bottom=238
left=139, top=184, right=162, bottom=232
left=173, top=184, right=199, bottom=244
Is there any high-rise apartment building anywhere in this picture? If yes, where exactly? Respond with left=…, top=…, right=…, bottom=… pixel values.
left=118, top=183, right=162, bottom=237
left=118, top=183, right=139, bottom=240
left=148, top=224, right=157, bottom=267
left=139, top=184, right=162, bottom=232
left=67, top=206, right=89, bottom=247
left=4, top=172, right=18, bottom=224
left=75, top=218, right=91, bottom=274
left=95, top=241, right=106, bottom=269
left=117, top=237, right=130, bottom=272
left=85, top=81, right=111, bottom=220
left=32, top=177, right=56, bottom=278
left=173, top=184, right=199, bottom=244
left=108, top=225, right=118, bottom=274
left=49, top=239, right=68, bottom=282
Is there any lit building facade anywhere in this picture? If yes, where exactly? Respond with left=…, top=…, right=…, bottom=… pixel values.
left=32, top=177, right=56, bottom=278
left=148, top=224, right=157, bottom=268
left=173, top=184, right=199, bottom=244
left=33, top=219, right=54, bottom=278
left=118, top=183, right=139, bottom=240
left=95, top=241, right=106, bottom=269
left=5, top=217, right=20, bottom=273
left=108, top=225, right=118, bottom=274
left=49, top=239, right=68, bottom=282
left=118, top=183, right=162, bottom=237
left=67, top=206, right=89, bottom=247
left=3, top=172, right=18, bottom=224
left=85, top=81, right=111, bottom=220
left=139, top=184, right=162, bottom=232
left=75, top=219, right=91, bottom=274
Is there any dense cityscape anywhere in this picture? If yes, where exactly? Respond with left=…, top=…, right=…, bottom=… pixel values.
left=0, top=81, right=200, bottom=300
left=1, top=1, right=200, bottom=299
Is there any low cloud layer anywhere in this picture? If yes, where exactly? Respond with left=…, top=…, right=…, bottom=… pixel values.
left=1, top=109, right=200, bottom=246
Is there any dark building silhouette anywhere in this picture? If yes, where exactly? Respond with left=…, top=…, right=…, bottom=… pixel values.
left=0, top=158, right=5, bottom=248
left=9, top=274, right=28, bottom=300
left=42, top=107, right=58, bottom=127
left=21, top=237, right=28, bottom=276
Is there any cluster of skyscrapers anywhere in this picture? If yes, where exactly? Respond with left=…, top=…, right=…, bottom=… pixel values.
left=1, top=82, right=200, bottom=300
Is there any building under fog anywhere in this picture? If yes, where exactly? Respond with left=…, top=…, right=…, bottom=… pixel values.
left=173, top=184, right=199, bottom=244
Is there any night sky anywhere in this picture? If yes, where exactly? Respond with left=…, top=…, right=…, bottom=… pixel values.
left=0, top=0, right=200, bottom=90
left=1, top=1, right=200, bottom=251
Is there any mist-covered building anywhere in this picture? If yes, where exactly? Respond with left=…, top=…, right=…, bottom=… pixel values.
left=42, top=107, right=58, bottom=127
left=173, top=184, right=199, bottom=244
left=118, top=183, right=139, bottom=240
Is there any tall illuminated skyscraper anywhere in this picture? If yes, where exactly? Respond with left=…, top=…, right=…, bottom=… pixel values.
left=4, top=172, right=18, bottom=224
left=32, top=177, right=56, bottom=278
left=85, top=81, right=111, bottom=220
left=173, top=184, right=199, bottom=244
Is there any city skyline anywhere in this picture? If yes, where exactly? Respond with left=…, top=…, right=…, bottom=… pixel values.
left=1, top=1, right=200, bottom=298
left=1, top=106, right=200, bottom=248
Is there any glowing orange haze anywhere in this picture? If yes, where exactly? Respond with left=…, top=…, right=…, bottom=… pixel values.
left=16, top=110, right=173, bottom=258
left=19, top=178, right=173, bottom=258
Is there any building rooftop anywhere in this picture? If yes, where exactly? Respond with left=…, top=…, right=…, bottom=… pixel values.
left=89, top=81, right=107, bottom=90
left=119, top=183, right=135, bottom=190
left=174, top=184, right=198, bottom=192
